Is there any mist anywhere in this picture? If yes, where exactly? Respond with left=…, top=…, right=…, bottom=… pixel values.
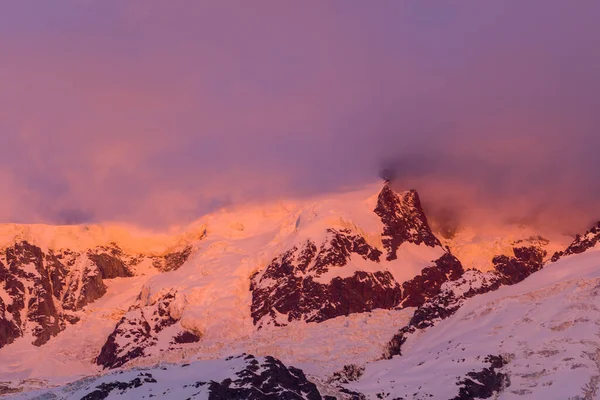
left=1, top=1, right=599, bottom=232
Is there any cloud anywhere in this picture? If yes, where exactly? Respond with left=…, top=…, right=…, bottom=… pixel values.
left=0, top=2, right=599, bottom=232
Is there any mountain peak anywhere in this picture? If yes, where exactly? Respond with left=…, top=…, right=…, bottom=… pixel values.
left=551, top=220, right=600, bottom=262
left=374, top=184, right=441, bottom=261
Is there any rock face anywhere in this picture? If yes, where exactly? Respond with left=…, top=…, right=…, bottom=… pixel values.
left=207, top=355, right=326, bottom=400
left=96, top=291, right=201, bottom=369
left=399, top=252, right=464, bottom=308
left=250, top=229, right=399, bottom=328
left=0, top=241, right=98, bottom=348
left=551, top=221, right=600, bottom=262
left=374, top=183, right=441, bottom=260
left=24, top=354, right=331, bottom=400
left=151, top=245, right=194, bottom=272
left=251, top=183, right=464, bottom=329
left=0, top=241, right=194, bottom=349
left=384, top=245, right=547, bottom=359
left=452, top=355, right=511, bottom=400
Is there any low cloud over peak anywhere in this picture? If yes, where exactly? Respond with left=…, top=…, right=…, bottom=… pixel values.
left=1, top=2, right=599, bottom=233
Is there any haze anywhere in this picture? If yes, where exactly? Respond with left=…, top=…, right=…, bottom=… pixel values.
left=1, top=1, right=599, bottom=233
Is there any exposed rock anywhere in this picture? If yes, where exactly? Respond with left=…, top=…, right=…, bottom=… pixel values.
left=399, top=252, right=464, bottom=308
left=374, top=183, right=440, bottom=261
left=551, top=221, right=600, bottom=262
left=32, top=354, right=329, bottom=400
left=172, top=331, right=202, bottom=344
left=88, top=245, right=132, bottom=279
left=0, top=297, right=21, bottom=349
left=0, top=384, right=22, bottom=396
left=0, top=239, right=195, bottom=349
left=493, top=246, right=546, bottom=285
left=251, top=218, right=463, bottom=328
left=80, top=373, right=157, bottom=400
left=61, top=261, right=106, bottom=311
left=452, top=355, right=511, bottom=400
left=96, top=291, right=199, bottom=369
left=251, top=229, right=398, bottom=328
left=0, top=241, right=117, bottom=347
left=2, top=241, right=63, bottom=346
left=328, top=364, right=365, bottom=384
left=207, top=355, right=324, bottom=400
left=152, top=245, right=194, bottom=272
left=384, top=246, right=546, bottom=359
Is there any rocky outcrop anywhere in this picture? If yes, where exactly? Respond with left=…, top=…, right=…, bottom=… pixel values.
left=250, top=229, right=395, bottom=328
left=399, top=252, right=464, bottom=308
left=207, top=355, right=327, bottom=400
left=96, top=291, right=200, bottom=369
left=251, top=239, right=464, bottom=328
left=250, top=182, right=466, bottom=329
left=87, top=247, right=132, bottom=279
left=151, top=245, right=194, bottom=272
left=29, top=354, right=332, bottom=400
left=493, top=246, right=545, bottom=285
left=551, top=221, right=600, bottom=262
left=80, top=372, right=158, bottom=400
left=452, top=355, right=511, bottom=400
left=0, top=241, right=76, bottom=347
left=0, top=240, right=195, bottom=349
left=384, top=246, right=546, bottom=359
left=374, top=182, right=441, bottom=261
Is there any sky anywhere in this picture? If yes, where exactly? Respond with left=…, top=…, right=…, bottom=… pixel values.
left=1, top=1, right=600, bottom=232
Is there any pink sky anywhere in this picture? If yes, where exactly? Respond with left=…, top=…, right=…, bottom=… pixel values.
left=1, top=2, right=600, bottom=232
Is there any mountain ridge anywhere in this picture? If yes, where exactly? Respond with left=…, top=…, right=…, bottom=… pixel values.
left=0, top=180, right=591, bottom=399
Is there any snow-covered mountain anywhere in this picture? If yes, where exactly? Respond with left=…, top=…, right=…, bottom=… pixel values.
left=1, top=180, right=595, bottom=399
left=341, top=222, right=600, bottom=399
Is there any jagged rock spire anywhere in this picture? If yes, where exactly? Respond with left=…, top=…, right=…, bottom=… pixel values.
left=374, top=182, right=441, bottom=261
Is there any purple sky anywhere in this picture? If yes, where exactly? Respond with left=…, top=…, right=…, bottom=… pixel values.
left=1, top=2, right=600, bottom=231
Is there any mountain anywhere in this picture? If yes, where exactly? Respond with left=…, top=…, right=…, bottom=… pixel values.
left=339, top=223, right=600, bottom=399
left=12, top=354, right=333, bottom=400
left=0, top=239, right=193, bottom=349
left=0, top=181, right=586, bottom=399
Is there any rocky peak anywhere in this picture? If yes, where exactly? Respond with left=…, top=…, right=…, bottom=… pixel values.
left=374, top=183, right=441, bottom=260
left=551, top=221, right=600, bottom=262
left=0, top=238, right=195, bottom=350
left=250, top=229, right=395, bottom=328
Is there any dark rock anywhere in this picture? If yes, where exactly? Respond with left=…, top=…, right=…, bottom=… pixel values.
left=96, top=291, right=189, bottom=369
left=400, top=253, right=464, bottom=308
left=0, top=241, right=119, bottom=348
left=329, top=364, right=365, bottom=384
left=374, top=183, right=440, bottom=261
left=207, top=355, right=324, bottom=400
left=80, top=373, right=157, bottom=400
left=493, top=246, right=546, bottom=285
left=4, top=241, right=63, bottom=346
left=24, top=355, right=331, bottom=399
left=61, top=265, right=106, bottom=312
left=251, top=229, right=395, bottom=328
left=452, top=355, right=511, bottom=400
left=252, top=219, right=462, bottom=328
left=0, top=384, right=21, bottom=396
left=152, top=245, right=193, bottom=272
left=0, top=301, right=21, bottom=349
left=88, top=249, right=132, bottom=279
left=0, top=238, right=195, bottom=350
left=551, top=221, right=600, bottom=262
left=172, top=331, right=201, bottom=344
left=383, top=245, right=546, bottom=359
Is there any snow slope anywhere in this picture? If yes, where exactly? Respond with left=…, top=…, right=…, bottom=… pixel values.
left=344, top=246, right=600, bottom=399
left=0, top=180, right=585, bottom=399
left=0, top=183, right=448, bottom=384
